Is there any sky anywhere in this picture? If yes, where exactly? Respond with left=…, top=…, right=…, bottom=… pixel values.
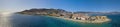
left=0, top=0, right=120, bottom=12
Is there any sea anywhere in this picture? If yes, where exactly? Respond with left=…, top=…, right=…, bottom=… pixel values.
left=0, top=12, right=120, bottom=27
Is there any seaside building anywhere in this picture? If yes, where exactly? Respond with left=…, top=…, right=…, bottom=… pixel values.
left=89, top=16, right=108, bottom=21
left=89, top=16, right=96, bottom=21
left=100, top=16, right=108, bottom=20
left=72, top=13, right=90, bottom=20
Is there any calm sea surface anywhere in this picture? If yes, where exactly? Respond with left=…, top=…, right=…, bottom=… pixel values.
left=0, top=13, right=120, bottom=27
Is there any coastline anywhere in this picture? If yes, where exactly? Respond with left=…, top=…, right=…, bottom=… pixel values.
left=47, top=16, right=110, bottom=23
left=18, top=9, right=111, bottom=23
left=17, top=13, right=111, bottom=23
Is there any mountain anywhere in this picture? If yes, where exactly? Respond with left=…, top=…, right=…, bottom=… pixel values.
left=17, top=8, right=72, bottom=16
left=74, top=11, right=120, bottom=15
left=17, top=8, right=120, bottom=15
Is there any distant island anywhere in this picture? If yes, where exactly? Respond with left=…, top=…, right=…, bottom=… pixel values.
left=17, top=8, right=111, bottom=23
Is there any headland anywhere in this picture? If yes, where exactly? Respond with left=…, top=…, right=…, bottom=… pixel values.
left=17, top=8, right=110, bottom=23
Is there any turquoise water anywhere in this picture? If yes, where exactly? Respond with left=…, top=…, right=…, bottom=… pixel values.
left=0, top=13, right=120, bottom=27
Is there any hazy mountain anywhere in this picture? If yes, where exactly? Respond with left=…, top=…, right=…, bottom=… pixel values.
left=74, top=11, right=120, bottom=15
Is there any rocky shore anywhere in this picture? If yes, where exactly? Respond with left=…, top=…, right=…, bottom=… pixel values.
left=17, top=8, right=110, bottom=23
